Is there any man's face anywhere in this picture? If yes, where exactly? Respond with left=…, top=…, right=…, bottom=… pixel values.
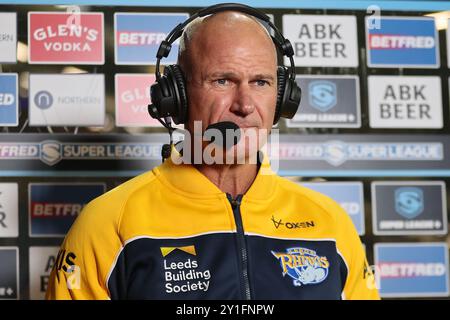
left=184, top=18, right=278, bottom=162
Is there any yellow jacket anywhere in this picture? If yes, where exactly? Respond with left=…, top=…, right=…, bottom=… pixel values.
left=46, top=153, right=379, bottom=300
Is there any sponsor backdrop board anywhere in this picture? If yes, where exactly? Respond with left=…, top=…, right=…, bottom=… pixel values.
left=282, top=14, right=358, bottom=67
left=28, top=183, right=106, bottom=237
left=29, top=247, right=59, bottom=300
left=29, top=74, right=105, bottom=127
left=368, top=76, right=443, bottom=129
left=371, top=181, right=447, bottom=235
left=0, top=12, right=17, bottom=63
left=374, top=243, right=449, bottom=297
left=0, top=73, right=18, bottom=127
left=366, top=17, right=439, bottom=68
left=114, top=12, right=188, bottom=65
left=115, top=74, right=160, bottom=127
left=28, top=12, right=104, bottom=64
left=1, top=3, right=450, bottom=301
left=0, top=183, right=19, bottom=238
left=286, top=75, right=361, bottom=128
left=0, top=247, right=19, bottom=300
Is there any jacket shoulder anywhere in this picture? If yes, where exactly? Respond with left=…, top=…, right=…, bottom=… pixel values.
left=72, top=170, right=158, bottom=232
left=274, top=176, right=348, bottom=223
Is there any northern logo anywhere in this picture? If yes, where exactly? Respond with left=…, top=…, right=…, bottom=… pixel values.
left=272, top=247, right=329, bottom=286
left=34, top=90, right=53, bottom=109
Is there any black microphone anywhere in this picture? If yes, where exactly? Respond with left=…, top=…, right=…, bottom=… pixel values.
left=205, top=121, right=241, bottom=149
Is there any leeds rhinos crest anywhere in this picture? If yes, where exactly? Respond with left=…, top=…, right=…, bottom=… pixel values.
left=272, top=247, right=330, bottom=287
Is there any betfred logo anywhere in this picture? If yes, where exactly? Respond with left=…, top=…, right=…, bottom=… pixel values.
left=365, top=17, right=439, bottom=68
left=28, top=12, right=104, bottom=64
left=29, top=183, right=105, bottom=237
left=0, top=73, right=18, bottom=127
left=114, top=13, right=188, bottom=65
left=115, top=74, right=161, bottom=127
left=374, top=243, right=449, bottom=297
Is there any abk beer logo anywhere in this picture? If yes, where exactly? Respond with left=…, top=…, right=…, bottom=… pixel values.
left=0, top=247, right=19, bottom=300
left=0, top=12, right=16, bottom=63
left=366, top=17, right=439, bottom=68
left=300, top=182, right=365, bottom=235
left=28, top=12, right=104, bottom=64
left=114, top=13, right=188, bottom=65
left=115, top=74, right=161, bottom=127
left=29, top=74, right=105, bottom=126
left=28, top=183, right=106, bottom=237
left=29, top=246, right=59, bottom=300
left=286, top=76, right=360, bottom=128
left=374, top=243, right=449, bottom=297
left=368, top=76, right=442, bottom=128
left=372, top=181, right=447, bottom=235
left=282, top=15, right=358, bottom=67
left=0, top=183, right=19, bottom=238
left=0, top=73, right=18, bottom=126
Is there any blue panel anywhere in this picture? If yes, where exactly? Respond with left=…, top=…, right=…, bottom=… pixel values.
left=0, top=1, right=449, bottom=11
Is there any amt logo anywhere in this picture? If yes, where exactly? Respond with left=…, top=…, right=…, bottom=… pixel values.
left=308, top=80, right=337, bottom=112
left=395, top=187, right=424, bottom=219
left=34, top=90, right=53, bottom=109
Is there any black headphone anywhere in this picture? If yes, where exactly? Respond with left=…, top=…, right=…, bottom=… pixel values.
left=148, top=2, right=301, bottom=125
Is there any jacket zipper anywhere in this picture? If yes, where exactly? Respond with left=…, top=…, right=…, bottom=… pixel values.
left=227, top=193, right=251, bottom=300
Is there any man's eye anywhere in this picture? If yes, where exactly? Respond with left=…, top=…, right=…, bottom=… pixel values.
left=215, top=79, right=228, bottom=85
left=256, top=80, right=269, bottom=86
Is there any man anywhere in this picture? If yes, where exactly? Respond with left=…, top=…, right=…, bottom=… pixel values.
left=46, top=9, right=379, bottom=300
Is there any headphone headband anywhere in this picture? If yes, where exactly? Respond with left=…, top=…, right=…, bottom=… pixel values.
left=155, top=3, right=295, bottom=80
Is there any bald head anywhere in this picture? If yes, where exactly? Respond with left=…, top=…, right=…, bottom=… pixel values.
left=178, top=11, right=277, bottom=78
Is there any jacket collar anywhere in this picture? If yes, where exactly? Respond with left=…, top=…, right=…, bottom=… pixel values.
left=153, top=149, right=277, bottom=202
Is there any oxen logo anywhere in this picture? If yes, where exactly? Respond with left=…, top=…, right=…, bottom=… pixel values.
left=272, top=247, right=329, bottom=286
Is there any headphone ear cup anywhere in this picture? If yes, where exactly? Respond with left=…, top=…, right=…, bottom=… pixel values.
left=165, top=64, right=188, bottom=125
left=274, top=66, right=302, bottom=124
left=274, top=66, right=287, bottom=125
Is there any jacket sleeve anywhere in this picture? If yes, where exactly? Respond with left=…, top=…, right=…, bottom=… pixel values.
left=335, top=204, right=380, bottom=300
left=45, top=199, right=123, bottom=300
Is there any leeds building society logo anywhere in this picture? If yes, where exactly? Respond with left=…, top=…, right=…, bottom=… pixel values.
left=161, top=245, right=212, bottom=294
left=272, top=247, right=329, bottom=286
left=309, top=80, right=337, bottom=112
left=395, top=187, right=424, bottom=219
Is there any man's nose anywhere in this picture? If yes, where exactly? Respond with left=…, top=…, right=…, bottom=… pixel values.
left=229, top=84, right=255, bottom=117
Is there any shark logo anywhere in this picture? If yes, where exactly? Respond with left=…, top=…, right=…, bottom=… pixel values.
left=272, top=247, right=329, bottom=286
